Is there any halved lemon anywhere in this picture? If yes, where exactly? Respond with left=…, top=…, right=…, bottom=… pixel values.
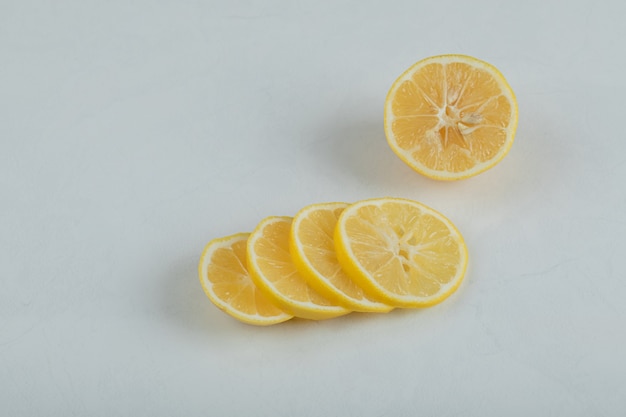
left=198, top=233, right=293, bottom=326
left=334, top=197, right=468, bottom=307
left=289, top=202, right=393, bottom=313
left=247, top=216, right=350, bottom=320
left=384, top=54, right=518, bottom=180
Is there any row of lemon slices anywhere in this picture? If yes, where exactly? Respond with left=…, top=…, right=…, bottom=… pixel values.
left=198, top=197, right=468, bottom=325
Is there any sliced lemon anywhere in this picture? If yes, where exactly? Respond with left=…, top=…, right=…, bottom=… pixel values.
left=334, top=197, right=468, bottom=307
left=247, top=216, right=350, bottom=320
left=198, top=233, right=293, bottom=326
left=289, top=202, right=393, bottom=313
left=384, top=54, right=518, bottom=180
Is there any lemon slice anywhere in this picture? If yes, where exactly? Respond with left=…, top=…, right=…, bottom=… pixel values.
left=198, top=233, right=293, bottom=325
left=334, top=198, right=468, bottom=307
left=247, top=216, right=350, bottom=320
left=290, top=202, right=393, bottom=313
left=384, top=54, right=518, bottom=180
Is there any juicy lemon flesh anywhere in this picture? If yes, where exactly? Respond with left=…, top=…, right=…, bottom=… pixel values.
left=199, top=234, right=292, bottom=325
left=248, top=217, right=350, bottom=320
left=291, top=203, right=393, bottom=312
left=385, top=55, right=517, bottom=180
left=337, top=199, right=468, bottom=307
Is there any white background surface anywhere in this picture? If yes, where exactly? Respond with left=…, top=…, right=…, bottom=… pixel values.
left=2, top=0, right=626, bottom=415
